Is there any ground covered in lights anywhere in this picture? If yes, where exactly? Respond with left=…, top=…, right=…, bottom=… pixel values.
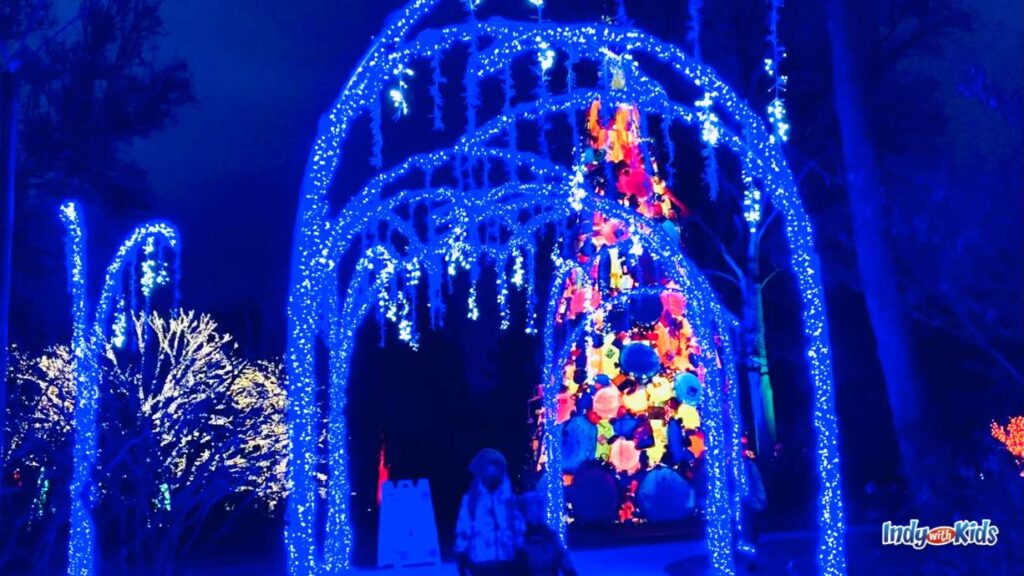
left=155, top=526, right=1011, bottom=576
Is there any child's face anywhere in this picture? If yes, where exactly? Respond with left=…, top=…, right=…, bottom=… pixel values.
left=479, top=463, right=503, bottom=491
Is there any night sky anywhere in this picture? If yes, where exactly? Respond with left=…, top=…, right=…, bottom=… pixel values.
left=126, top=1, right=405, bottom=353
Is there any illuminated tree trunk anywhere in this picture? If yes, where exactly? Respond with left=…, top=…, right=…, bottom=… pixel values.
left=828, top=0, right=932, bottom=496
left=0, top=70, right=17, bottom=470
left=742, top=229, right=775, bottom=454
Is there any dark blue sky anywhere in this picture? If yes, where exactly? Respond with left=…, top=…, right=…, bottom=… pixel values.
left=128, top=0, right=406, bottom=348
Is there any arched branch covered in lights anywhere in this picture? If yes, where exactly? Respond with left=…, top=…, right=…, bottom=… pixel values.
left=316, top=171, right=743, bottom=573
left=285, top=2, right=845, bottom=576
left=60, top=201, right=181, bottom=576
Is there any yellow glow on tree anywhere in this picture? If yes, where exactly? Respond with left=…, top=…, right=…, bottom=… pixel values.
left=7, top=311, right=288, bottom=512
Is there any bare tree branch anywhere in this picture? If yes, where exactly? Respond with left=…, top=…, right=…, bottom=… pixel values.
left=706, top=269, right=742, bottom=289
left=691, top=215, right=744, bottom=279
left=759, top=268, right=782, bottom=290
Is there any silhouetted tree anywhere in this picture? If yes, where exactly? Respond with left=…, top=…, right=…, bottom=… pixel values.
left=692, top=0, right=1018, bottom=504
left=886, top=0, right=1023, bottom=397
left=828, top=0, right=934, bottom=498
left=0, top=0, right=193, bottom=464
left=825, top=0, right=1024, bottom=503
left=14, top=0, right=192, bottom=206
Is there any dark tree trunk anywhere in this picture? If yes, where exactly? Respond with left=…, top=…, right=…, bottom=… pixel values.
left=0, top=70, right=17, bottom=477
left=827, top=0, right=936, bottom=498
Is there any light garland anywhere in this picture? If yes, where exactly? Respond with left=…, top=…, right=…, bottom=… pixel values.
left=696, top=91, right=721, bottom=200
left=285, top=4, right=846, bottom=575
left=719, top=315, right=749, bottom=540
left=110, top=300, right=128, bottom=349
left=431, top=52, right=445, bottom=131
left=991, top=416, right=1024, bottom=462
left=765, top=0, right=790, bottom=143
left=60, top=201, right=180, bottom=576
left=537, top=41, right=556, bottom=74
left=741, top=152, right=763, bottom=233
left=59, top=201, right=93, bottom=576
left=390, top=64, right=414, bottom=119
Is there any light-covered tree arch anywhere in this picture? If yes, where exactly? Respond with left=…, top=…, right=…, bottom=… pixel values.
left=59, top=201, right=181, bottom=576
left=285, top=2, right=845, bottom=576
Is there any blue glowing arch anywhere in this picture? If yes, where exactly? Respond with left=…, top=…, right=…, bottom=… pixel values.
left=60, top=201, right=181, bottom=576
left=285, top=2, right=845, bottom=575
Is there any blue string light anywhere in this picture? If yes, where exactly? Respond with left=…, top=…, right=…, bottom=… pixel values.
left=59, top=202, right=94, bottom=576
left=60, top=201, right=180, bottom=576
left=329, top=160, right=746, bottom=567
left=719, top=314, right=748, bottom=541
left=285, top=3, right=845, bottom=575
left=765, top=0, right=790, bottom=143
left=431, top=51, right=445, bottom=131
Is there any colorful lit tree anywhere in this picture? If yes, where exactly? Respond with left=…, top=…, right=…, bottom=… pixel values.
left=1, top=346, right=74, bottom=569
left=548, top=100, right=711, bottom=525
left=3, top=344, right=75, bottom=564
